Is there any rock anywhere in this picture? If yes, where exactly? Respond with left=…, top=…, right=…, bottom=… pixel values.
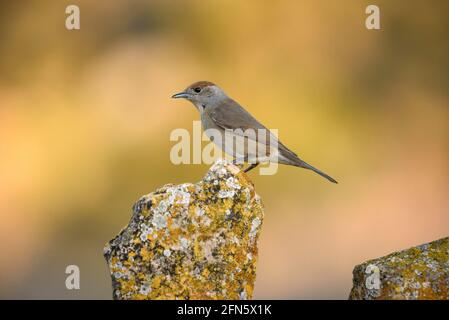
left=104, top=159, right=264, bottom=300
left=349, top=237, right=449, bottom=300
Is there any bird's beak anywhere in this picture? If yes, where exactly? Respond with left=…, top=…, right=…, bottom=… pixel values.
left=171, top=91, right=191, bottom=99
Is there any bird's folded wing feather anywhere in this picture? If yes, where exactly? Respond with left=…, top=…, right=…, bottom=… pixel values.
left=208, top=98, right=300, bottom=159
left=208, top=98, right=274, bottom=142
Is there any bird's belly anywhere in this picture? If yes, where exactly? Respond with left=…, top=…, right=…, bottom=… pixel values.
left=204, top=129, right=278, bottom=163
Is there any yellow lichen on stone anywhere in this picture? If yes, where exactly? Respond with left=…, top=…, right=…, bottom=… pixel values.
left=104, top=159, right=264, bottom=300
left=349, top=237, right=449, bottom=300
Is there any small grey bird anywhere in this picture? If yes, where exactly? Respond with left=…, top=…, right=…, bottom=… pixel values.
left=172, top=81, right=337, bottom=183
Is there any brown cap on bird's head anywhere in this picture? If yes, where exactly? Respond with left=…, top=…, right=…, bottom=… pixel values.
left=187, top=81, right=216, bottom=91
left=171, top=81, right=219, bottom=99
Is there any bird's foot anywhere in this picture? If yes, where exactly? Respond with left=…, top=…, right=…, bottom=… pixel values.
left=232, top=158, right=245, bottom=169
left=244, top=163, right=259, bottom=173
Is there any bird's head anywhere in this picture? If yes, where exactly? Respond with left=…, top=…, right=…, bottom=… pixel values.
left=172, top=81, right=227, bottom=111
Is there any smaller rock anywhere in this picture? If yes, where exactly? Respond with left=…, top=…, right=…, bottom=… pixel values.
left=349, top=237, right=449, bottom=300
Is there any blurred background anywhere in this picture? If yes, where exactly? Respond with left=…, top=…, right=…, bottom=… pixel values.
left=0, top=0, right=448, bottom=299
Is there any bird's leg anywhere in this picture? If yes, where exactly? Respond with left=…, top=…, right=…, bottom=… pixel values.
left=232, top=157, right=245, bottom=168
left=244, top=163, right=259, bottom=173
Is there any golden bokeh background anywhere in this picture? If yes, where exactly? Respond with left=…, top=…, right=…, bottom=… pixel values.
left=0, top=0, right=448, bottom=299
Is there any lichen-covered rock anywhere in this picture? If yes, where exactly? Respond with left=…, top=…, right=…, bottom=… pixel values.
left=349, top=237, right=449, bottom=300
left=104, top=159, right=264, bottom=300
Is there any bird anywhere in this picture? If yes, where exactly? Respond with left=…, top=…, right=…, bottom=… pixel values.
left=172, top=81, right=337, bottom=183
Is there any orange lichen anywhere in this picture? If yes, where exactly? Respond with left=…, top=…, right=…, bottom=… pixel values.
left=104, top=159, right=264, bottom=300
left=349, top=237, right=449, bottom=300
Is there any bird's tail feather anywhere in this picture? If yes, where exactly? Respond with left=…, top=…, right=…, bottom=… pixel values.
left=277, top=141, right=337, bottom=183
left=293, top=160, right=338, bottom=184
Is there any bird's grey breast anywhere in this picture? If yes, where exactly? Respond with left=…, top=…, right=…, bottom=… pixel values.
left=201, top=111, right=221, bottom=132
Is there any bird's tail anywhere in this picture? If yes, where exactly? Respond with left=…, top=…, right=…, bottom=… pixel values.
left=293, top=159, right=338, bottom=184
left=277, top=141, right=337, bottom=183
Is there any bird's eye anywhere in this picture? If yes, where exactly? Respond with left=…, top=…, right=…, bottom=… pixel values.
left=193, top=87, right=202, bottom=93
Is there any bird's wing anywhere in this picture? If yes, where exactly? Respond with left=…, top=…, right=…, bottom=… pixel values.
left=209, top=98, right=306, bottom=159
left=208, top=98, right=275, bottom=143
